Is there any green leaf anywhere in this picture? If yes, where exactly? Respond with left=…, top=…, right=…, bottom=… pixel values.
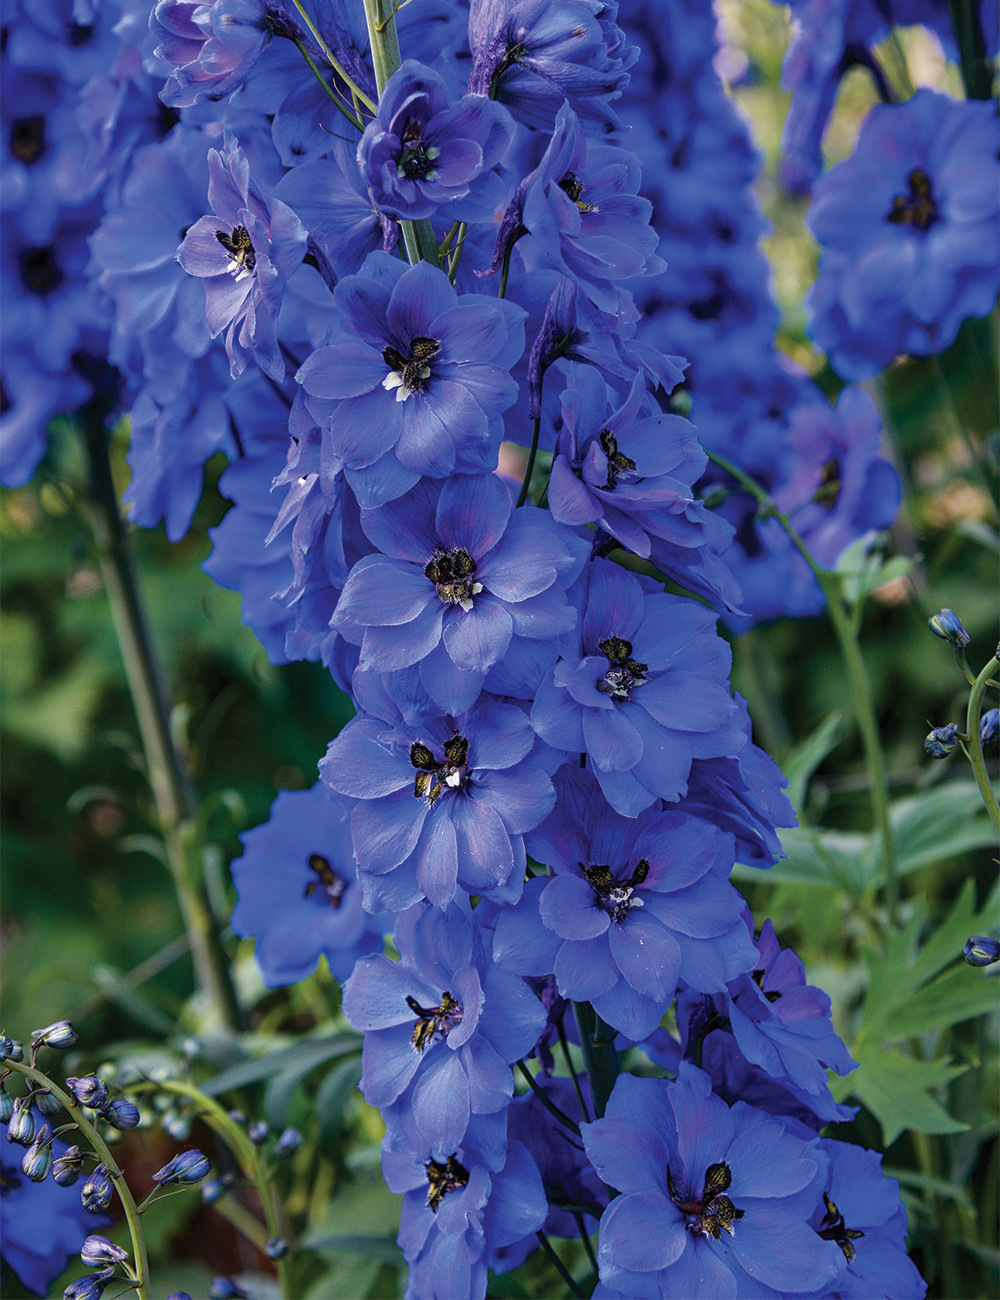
left=884, top=782, right=1000, bottom=882
left=304, top=1254, right=383, bottom=1300
left=90, top=963, right=176, bottom=1036
left=301, top=1235, right=403, bottom=1265
left=200, top=1033, right=361, bottom=1096
left=834, top=1043, right=968, bottom=1146
left=782, top=711, right=843, bottom=812
left=315, top=1056, right=364, bottom=1147
left=732, top=824, right=869, bottom=890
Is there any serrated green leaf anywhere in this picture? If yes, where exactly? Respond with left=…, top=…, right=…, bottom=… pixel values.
left=835, top=1043, right=968, bottom=1145
left=733, top=824, right=870, bottom=890
left=885, top=782, right=1000, bottom=881
left=304, top=1253, right=383, bottom=1300
left=301, top=1235, right=402, bottom=1264
left=782, top=712, right=843, bottom=812
left=200, top=1033, right=360, bottom=1096
left=885, top=965, right=1000, bottom=1040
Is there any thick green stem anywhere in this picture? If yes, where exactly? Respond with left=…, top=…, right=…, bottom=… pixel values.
left=126, top=1077, right=289, bottom=1299
left=705, top=449, right=899, bottom=924
left=360, top=0, right=440, bottom=266
left=515, top=417, right=542, bottom=508
left=947, top=0, right=994, bottom=99
left=6, top=1059, right=151, bottom=1300
left=81, top=423, right=242, bottom=1032
left=966, top=651, right=1000, bottom=831
left=573, top=1002, right=619, bottom=1119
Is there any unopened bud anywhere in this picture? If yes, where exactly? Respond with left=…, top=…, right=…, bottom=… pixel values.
left=265, top=1236, right=288, bottom=1260
left=53, top=1145, right=85, bottom=1186
left=274, top=1127, right=303, bottom=1158
left=31, top=1020, right=77, bottom=1050
left=980, top=708, right=999, bottom=749
left=81, top=1165, right=114, bottom=1213
left=81, top=1235, right=130, bottom=1268
left=64, top=1276, right=109, bottom=1300
left=66, top=1077, right=110, bottom=1109
left=101, top=1098, right=140, bottom=1131
left=152, top=1149, right=211, bottom=1186
left=924, top=723, right=957, bottom=758
left=0, top=1080, right=13, bottom=1124
left=8, top=1098, right=37, bottom=1146
left=928, top=608, right=970, bottom=649
left=964, top=936, right=1000, bottom=967
left=21, top=1127, right=52, bottom=1181
left=247, top=1120, right=269, bottom=1145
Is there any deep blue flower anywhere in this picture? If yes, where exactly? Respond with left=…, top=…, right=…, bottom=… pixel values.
left=342, top=903, right=546, bottom=1156
left=332, top=472, right=583, bottom=713
left=807, top=1138, right=927, bottom=1299
left=230, top=781, right=390, bottom=986
left=296, top=252, right=525, bottom=508
left=807, top=90, right=1000, bottom=379
left=772, top=386, right=901, bottom=570
left=467, top=0, right=635, bottom=134
left=581, top=1064, right=840, bottom=1297
left=178, top=129, right=308, bottom=380
left=494, top=768, right=757, bottom=1037
left=358, top=61, right=514, bottom=223
left=322, top=689, right=556, bottom=910
left=496, top=103, right=662, bottom=316
left=530, top=559, right=741, bottom=816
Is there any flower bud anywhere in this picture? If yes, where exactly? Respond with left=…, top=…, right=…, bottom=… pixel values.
left=0, top=1038, right=25, bottom=1063
left=53, top=1145, right=85, bottom=1186
left=928, top=608, right=970, bottom=648
left=208, top=1280, right=250, bottom=1300
left=247, top=1120, right=269, bottom=1145
left=964, top=936, right=1000, bottom=967
left=0, top=1080, right=13, bottom=1124
left=80, top=1235, right=130, bottom=1268
left=66, top=1077, right=110, bottom=1109
left=35, top=1090, right=62, bottom=1118
left=81, top=1165, right=114, bottom=1213
left=161, top=1109, right=192, bottom=1141
left=980, top=708, right=999, bottom=749
left=101, top=1098, right=140, bottom=1130
left=265, top=1236, right=288, bottom=1260
left=31, top=1020, right=78, bottom=1050
left=152, top=1149, right=211, bottom=1186
left=226, top=1109, right=246, bottom=1126
left=8, top=1098, right=37, bottom=1146
left=273, top=1127, right=303, bottom=1158
left=64, top=1276, right=108, bottom=1300
left=924, top=723, right=957, bottom=758
left=167, top=1294, right=193, bottom=1300
left=21, top=1127, right=53, bottom=1181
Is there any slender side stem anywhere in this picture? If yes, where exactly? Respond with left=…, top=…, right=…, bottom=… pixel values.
left=572, top=1210, right=599, bottom=1278
left=214, top=1192, right=271, bottom=1252
left=515, top=418, right=542, bottom=508
left=573, top=1003, right=619, bottom=1119
left=557, top=1016, right=592, bottom=1124
left=6, top=1059, right=151, bottom=1300
left=81, top=424, right=242, bottom=1031
left=125, top=1077, right=289, bottom=1299
left=360, top=0, right=440, bottom=266
left=947, top=0, right=994, bottom=99
left=288, top=34, right=364, bottom=129
left=535, top=1230, right=585, bottom=1299
left=288, top=0, right=377, bottom=111
left=705, top=448, right=899, bottom=924
left=966, top=651, right=1000, bottom=831
left=515, top=1061, right=581, bottom=1136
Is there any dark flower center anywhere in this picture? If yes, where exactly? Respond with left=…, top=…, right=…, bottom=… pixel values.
left=407, top=990, right=463, bottom=1051
left=596, top=635, right=647, bottom=702
left=812, top=457, right=842, bottom=511
left=669, top=1162, right=745, bottom=1240
left=11, top=115, right=46, bottom=166
left=558, top=171, right=597, bottom=213
left=382, top=335, right=440, bottom=400
left=816, top=1191, right=865, bottom=1262
left=886, top=168, right=939, bottom=232
left=397, top=118, right=440, bottom=180
left=425, top=1153, right=469, bottom=1212
left=410, top=732, right=470, bottom=803
left=582, top=859, right=649, bottom=922
left=215, top=224, right=256, bottom=279
left=599, top=428, right=637, bottom=490
left=425, top=547, right=482, bottom=610
left=19, top=246, right=62, bottom=296
left=303, top=852, right=347, bottom=909
left=752, top=968, right=782, bottom=1003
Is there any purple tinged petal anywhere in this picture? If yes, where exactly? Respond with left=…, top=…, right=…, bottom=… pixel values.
left=531, top=672, right=586, bottom=751
left=475, top=767, right=555, bottom=835
left=350, top=791, right=426, bottom=872
left=609, top=914, right=681, bottom=1001
left=335, top=556, right=433, bottom=628
left=492, top=880, right=561, bottom=974
left=639, top=673, right=733, bottom=733
left=414, top=811, right=459, bottom=908
left=468, top=703, right=535, bottom=769
left=597, top=1194, right=686, bottom=1274
left=430, top=304, right=509, bottom=362
left=394, top=395, right=460, bottom=477
left=435, top=472, right=510, bottom=558
left=661, top=1239, right=737, bottom=1298
left=443, top=599, right=513, bottom=672
left=451, top=796, right=516, bottom=894
left=591, top=981, right=666, bottom=1041
left=360, top=1023, right=423, bottom=1106
left=480, top=965, right=547, bottom=1062
left=729, top=1210, right=841, bottom=1292
left=583, top=706, right=643, bottom=771
left=725, top=1110, right=819, bottom=1200
left=554, top=937, right=617, bottom=1000
left=626, top=707, right=692, bottom=801
left=478, top=526, right=562, bottom=601
left=419, top=644, right=485, bottom=714
left=539, top=874, right=609, bottom=940
left=296, top=340, right=385, bottom=399
left=462, top=1036, right=513, bottom=1113
left=410, top=1050, right=471, bottom=1153
left=387, top=259, right=457, bottom=339
left=342, top=956, right=417, bottom=1029
left=593, top=763, right=655, bottom=817
left=322, top=720, right=412, bottom=798
left=360, top=600, right=444, bottom=670
left=325, top=389, right=404, bottom=468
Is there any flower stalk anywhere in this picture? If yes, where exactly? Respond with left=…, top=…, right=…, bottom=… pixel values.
left=965, top=650, right=1000, bottom=831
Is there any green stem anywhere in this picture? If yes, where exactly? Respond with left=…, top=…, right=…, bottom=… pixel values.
left=288, top=0, right=377, bottom=111
left=515, top=417, right=542, bottom=508
left=125, top=1077, right=289, bottom=1298
left=360, top=0, right=440, bottom=266
left=535, top=1230, right=585, bottom=1299
left=965, top=651, right=1000, bottom=831
left=80, top=423, right=242, bottom=1031
left=6, top=1059, right=151, bottom=1300
left=705, top=448, right=899, bottom=924
left=515, top=1061, right=581, bottom=1135
left=947, top=0, right=994, bottom=99
left=557, top=1016, right=592, bottom=1124
left=288, top=33, right=364, bottom=129
left=215, top=1191, right=271, bottom=1252
left=572, top=1210, right=599, bottom=1278
left=573, top=1002, right=619, bottom=1119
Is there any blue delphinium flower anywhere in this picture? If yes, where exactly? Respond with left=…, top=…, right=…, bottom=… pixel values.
left=230, top=782, right=390, bottom=987
left=467, top=0, right=636, bottom=134
left=494, top=768, right=757, bottom=1038
left=530, top=559, right=741, bottom=816
left=807, top=1138, right=928, bottom=1299
left=679, top=917, right=858, bottom=1120
left=178, top=129, right=308, bottom=380
left=296, top=252, right=526, bottom=508
left=494, top=103, right=663, bottom=316
left=358, top=61, right=514, bottom=223
left=807, top=89, right=1000, bottom=379
left=322, top=687, right=556, bottom=910
left=342, top=903, right=546, bottom=1156
left=332, top=472, right=583, bottom=713
left=581, top=1064, right=841, bottom=1297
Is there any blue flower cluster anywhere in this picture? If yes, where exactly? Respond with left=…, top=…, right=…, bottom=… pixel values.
left=0, top=2, right=942, bottom=1297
